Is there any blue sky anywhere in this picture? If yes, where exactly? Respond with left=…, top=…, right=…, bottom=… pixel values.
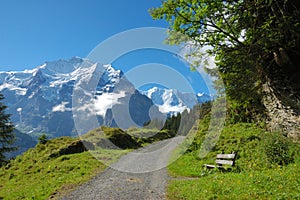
left=0, top=0, right=213, bottom=94
left=0, top=0, right=167, bottom=70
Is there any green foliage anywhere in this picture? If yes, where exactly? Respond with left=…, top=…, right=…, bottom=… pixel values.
left=169, top=116, right=299, bottom=176
left=177, top=102, right=211, bottom=136
left=143, top=118, right=164, bottom=129
left=0, top=94, right=16, bottom=166
left=167, top=111, right=300, bottom=199
left=102, top=127, right=141, bottom=149
left=82, top=127, right=141, bottom=149
left=83, top=125, right=177, bottom=150
left=167, top=161, right=300, bottom=200
left=128, top=127, right=175, bottom=144
left=163, top=113, right=182, bottom=134
left=170, top=122, right=266, bottom=176
left=163, top=102, right=212, bottom=137
left=0, top=137, right=106, bottom=199
left=150, top=0, right=300, bottom=123
left=38, top=134, right=48, bottom=145
left=143, top=102, right=211, bottom=139
left=262, top=132, right=295, bottom=166
left=150, top=0, right=246, bottom=47
left=0, top=123, right=178, bottom=199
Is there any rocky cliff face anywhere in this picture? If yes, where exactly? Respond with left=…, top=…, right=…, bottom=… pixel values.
left=263, top=83, right=300, bottom=141
left=262, top=48, right=300, bottom=141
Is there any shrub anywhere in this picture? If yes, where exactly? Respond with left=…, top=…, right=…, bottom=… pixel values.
left=38, top=134, right=48, bottom=145
left=102, top=127, right=141, bottom=149
left=262, top=132, right=294, bottom=166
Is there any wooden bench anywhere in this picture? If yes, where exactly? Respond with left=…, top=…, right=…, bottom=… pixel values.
left=204, top=152, right=237, bottom=169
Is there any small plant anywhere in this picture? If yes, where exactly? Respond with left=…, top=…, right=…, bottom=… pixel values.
left=38, top=134, right=48, bottom=145
left=200, top=167, right=218, bottom=177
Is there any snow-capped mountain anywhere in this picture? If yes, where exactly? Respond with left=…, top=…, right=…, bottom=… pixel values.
left=0, top=57, right=161, bottom=137
left=141, top=87, right=212, bottom=115
left=0, top=57, right=212, bottom=138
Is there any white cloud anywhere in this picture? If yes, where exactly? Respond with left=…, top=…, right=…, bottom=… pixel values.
left=158, top=104, right=188, bottom=114
left=52, top=102, right=72, bottom=112
left=93, top=91, right=126, bottom=116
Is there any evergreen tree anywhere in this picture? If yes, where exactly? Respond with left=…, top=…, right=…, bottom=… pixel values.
left=0, top=93, right=16, bottom=165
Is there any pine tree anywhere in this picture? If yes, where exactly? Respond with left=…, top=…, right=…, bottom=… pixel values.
left=0, top=93, right=16, bottom=166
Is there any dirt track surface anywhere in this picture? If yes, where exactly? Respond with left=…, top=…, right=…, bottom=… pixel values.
left=60, top=136, right=185, bottom=200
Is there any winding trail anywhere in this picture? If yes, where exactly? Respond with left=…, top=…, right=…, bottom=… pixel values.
left=60, top=136, right=185, bottom=200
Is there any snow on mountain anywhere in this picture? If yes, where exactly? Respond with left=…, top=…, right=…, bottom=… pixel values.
left=0, top=56, right=212, bottom=138
left=52, top=102, right=72, bottom=112
left=142, top=87, right=212, bottom=115
left=0, top=57, right=158, bottom=137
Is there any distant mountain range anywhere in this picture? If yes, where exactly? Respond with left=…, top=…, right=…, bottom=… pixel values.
left=142, top=87, right=212, bottom=115
left=0, top=57, right=212, bottom=139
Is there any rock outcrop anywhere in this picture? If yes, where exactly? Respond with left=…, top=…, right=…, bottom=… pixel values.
left=263, top=83, right=300, bottom=141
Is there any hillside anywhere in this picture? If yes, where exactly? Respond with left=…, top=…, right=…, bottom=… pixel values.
left=166, top=117, right=300, bottom=199
left=1, top=113, right=299, bottom=199
left=0, top=137, right=107, bottom=199
left=0, top=126, right=176, bottom=199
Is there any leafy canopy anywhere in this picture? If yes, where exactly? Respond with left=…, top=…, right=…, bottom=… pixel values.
left=150, top=0, right=300, bottom=122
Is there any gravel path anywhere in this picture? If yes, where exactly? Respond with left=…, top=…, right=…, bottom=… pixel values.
left=60, top=136, right=185, bottom=200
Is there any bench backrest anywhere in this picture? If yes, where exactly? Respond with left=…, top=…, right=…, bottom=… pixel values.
left=215, top=153, right=237, bottom=166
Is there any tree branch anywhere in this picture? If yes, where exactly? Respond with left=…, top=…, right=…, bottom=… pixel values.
left=173, top=5, right=245, bottom=47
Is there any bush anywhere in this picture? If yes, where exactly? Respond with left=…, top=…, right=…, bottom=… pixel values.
left=262, top=132, right=294, bottom=166
left=38, top=134, right=48, bottom=145
left=102, top=127, right=141, bottom=149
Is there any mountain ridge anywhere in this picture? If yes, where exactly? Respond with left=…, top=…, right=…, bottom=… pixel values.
left=0, top=57, right=153, bottom=137
left=141, top=86, right=212, bottom=115
left=0, top=57, right=211, bottom=137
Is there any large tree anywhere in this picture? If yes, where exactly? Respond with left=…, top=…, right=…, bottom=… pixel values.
left=0, top=93, right=16, bottom=165
left=150, top=0, right=300, bottom=123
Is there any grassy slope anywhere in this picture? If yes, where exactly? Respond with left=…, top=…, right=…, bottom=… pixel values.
left=0, top=131, right=132, bottom=200
left=0, top=126, right=174, bottom=199
left=167, top=118, right=300, bottom=199
left=0, top=137, right=106, bottom=199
